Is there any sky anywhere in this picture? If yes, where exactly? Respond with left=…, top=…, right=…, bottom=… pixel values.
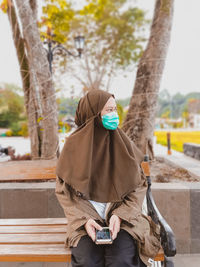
left=0, top=0, right=200, bottom=99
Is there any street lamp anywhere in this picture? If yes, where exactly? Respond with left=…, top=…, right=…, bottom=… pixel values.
left=74, top=36, right=85, bottom=56
left=43, top=27, right=85, bottom=74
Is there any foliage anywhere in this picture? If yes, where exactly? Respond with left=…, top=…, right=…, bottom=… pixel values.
left=161, top=109, right=170, bottom=119
left=154, top=131, right=200, bottom=152
left=158, top=90, right=200, bottom=119
left=10, top=122, right=22, bottom=136
left=0, top=84, right=25, bottom=127
left=4, top=121, right=29, bottom=137
left=5, top=130, right=12, bottom=136
left=77, top=0, right=147, bottom=67
left=58, top=97, right=80, bottom=117
left=18, top=122, right=29, bottom=137
left=0, top=0, right=9, bottom=13
left=39, top=0, right=74, bottom=43
left=117, top=97, right=130, bottom=108
left=40, top=0, right=148, bottom=91
left=116, top=102, right=127, bottom=127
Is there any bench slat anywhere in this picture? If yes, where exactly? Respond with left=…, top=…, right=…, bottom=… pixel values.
left=0, top=160, right=56, bottom=182
left=0, top=218, right=67, bottom=226
left=0, top=244, right=71, bottom=262
left=0, top=175, right=56, bottom=182
left=0, top=225, right=66, bottom=234
left=0, top=233, right=65, bottom=244
left=0, top=218, right=165, bottom=263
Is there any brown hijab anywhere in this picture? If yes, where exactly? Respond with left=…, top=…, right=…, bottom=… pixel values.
left=56, top=89, right=144, bottom=202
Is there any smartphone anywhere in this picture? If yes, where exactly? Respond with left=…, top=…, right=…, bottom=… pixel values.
left=95, top=227, right=113, bottom=244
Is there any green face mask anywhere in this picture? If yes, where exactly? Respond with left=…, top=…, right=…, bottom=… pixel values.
left=102, top=111, right=119, bottom=130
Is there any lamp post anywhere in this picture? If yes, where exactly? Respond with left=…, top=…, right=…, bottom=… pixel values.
left=43, top=27, right=85, bottom=74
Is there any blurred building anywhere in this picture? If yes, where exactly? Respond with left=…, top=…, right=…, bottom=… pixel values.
left=188, top=99, right=200, bottom=128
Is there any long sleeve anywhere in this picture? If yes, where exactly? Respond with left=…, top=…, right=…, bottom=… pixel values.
left=55, top=176, right=103, bottom=231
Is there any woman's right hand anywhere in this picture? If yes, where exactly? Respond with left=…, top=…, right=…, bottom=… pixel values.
left=85, top=219, right=102, bottom=242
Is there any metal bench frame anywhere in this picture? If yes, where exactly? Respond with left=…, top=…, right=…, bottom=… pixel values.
left=144, top=155, right=176, bottom=267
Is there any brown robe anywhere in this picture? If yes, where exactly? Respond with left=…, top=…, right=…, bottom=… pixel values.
left=55, top=169, right=161, bottom=266
left=55, top=89, right=161, bottom=265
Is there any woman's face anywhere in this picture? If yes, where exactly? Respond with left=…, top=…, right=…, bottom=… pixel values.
left=101, top=97, right=117, bottom=117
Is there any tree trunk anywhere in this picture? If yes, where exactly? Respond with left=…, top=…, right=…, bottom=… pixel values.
left=7, top=0, right=41, bottom=158
left=15, top=0, right=59, bottom=159
left=122, top=0, right=174, bottom=158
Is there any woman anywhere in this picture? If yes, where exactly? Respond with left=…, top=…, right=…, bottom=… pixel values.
left=55, top=89, right=161, bottom=267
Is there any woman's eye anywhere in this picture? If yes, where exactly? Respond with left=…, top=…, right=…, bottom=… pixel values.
left=106, top=107, right=117, bottom=112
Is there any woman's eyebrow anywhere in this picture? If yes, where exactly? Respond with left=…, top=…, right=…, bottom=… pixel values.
left=106, top=106, right=117, bottom=108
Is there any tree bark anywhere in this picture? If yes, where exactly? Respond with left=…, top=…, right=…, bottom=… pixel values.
left=15, top=0, right=59, bottom=159
left=122, top=0, right=174, bottom=158
left=7, top=0, right=41, bottom=158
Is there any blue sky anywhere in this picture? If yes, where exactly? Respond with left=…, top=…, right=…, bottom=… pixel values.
left=0, top=0, right=200, bottom=99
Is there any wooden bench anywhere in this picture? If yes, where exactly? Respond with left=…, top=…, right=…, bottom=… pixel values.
left=0, top=218, right=70, bottom=262
left=0, top=217, right=165, bottom=264
left=0, top=160, right=56, bottom=182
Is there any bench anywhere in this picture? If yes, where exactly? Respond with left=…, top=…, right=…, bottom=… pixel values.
left=0, top=160, right=56, bottom=182
left=0, top=217, right=164, bottom=265
left=0, top=218, right=70, bottom=262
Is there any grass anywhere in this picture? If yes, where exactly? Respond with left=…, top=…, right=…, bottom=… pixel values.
left=154, top=130, right=200, bottom=152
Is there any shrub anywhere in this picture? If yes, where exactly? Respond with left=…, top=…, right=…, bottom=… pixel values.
left=10, top=122, right=21, bottom=136
left=18, top=122, right=29, bottom=137
left=5, top=130, right=12, bottom=137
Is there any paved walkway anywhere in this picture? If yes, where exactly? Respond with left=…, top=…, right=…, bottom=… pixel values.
left=154, top=143, right=200, bottom=179
left=173, top=253, right=200, bottom=267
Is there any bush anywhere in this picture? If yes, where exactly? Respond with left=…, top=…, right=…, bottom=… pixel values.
left=5, top=121, right=29, bottom=137
left=5, top=130, right=12, bottom=137
left=10, top=122, right=21, bottom=136
left=18, top=122, right=29, bottom=137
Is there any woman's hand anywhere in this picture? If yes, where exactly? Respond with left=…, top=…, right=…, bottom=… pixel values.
left=109, top=215, right=121, bottom=240
left=85, top=219, right=102, bottom=242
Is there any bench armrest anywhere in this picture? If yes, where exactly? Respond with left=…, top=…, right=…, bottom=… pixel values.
left=146, top=183, right=176, bottom=257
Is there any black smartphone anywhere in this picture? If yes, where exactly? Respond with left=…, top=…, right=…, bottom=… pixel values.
left=95, top=227, right=113, bottom=244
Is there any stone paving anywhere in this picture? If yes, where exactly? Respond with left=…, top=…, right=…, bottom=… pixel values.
left=173, top=253, right=200, bottom=267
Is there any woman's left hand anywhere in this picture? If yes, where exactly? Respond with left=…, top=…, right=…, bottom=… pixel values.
left=109, top=215, right=121, bottom=240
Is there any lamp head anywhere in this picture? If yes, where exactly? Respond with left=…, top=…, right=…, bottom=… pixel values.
left=74, top=35, right=85, bottom=57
